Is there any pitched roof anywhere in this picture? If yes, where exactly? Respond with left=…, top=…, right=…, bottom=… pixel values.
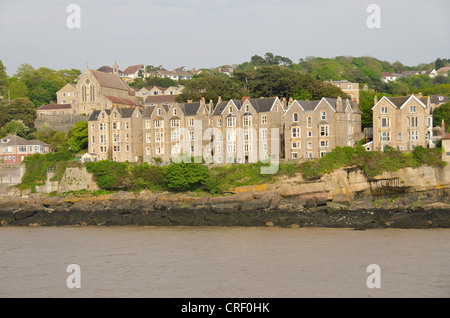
left=88, top=108, right=141, bottom=121
left=104, top=96, right=138, bottom=106
left=38, top=104, right=72, bottom=110
left=181, top=102, right=201, bottom=116
left=143, top=106, right=155, bottom=118
left=437, top=66, right=450, bottom=74
left=430, top=95, right=449, bottom=104
left=295, top=100, right=320, bottom=111
left=144, top=95, right=178, bottom=104
left=1, top=134, right=49, bottom=147
left=123, top=64, right=144, bottom=76
left=90, top=69, right=129, bottom=91
left=248, top=98, right=276, bottom=113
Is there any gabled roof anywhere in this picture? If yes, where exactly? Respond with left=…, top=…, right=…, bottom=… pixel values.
left=90, top=69, right=129, bottom=91
left=181, top=102, right=201, bottom=116
left=372, top=95, right=428, bottom=110
left=442, top=132, right=450, bottom=140
left=123, top=64, right=144, bottom=76
left=38, top=104, right=72, bottom=110
left=247, top=98, right=277, bottom=113
left=104, top=96, right=138, bottom=106
left=97, top=65, right=124, bottom=75
left=430, top=95, right=449, bottom=104
left=111, top=107, right=141, bottom=118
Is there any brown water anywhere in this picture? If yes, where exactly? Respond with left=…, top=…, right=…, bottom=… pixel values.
left=0, top=227, right=448, bottom=298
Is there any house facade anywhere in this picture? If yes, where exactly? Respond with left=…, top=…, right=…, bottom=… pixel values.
left=284, top=97, right=362, bottom=160
left=330, top=80, right=360, bottom=104
left=372, top=95, right=432, bottom=151
left=57, top=83, right=77, bottom=105
left=0, top=135, right=50, bottom=164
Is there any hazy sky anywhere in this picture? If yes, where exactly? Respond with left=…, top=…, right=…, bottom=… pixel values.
left=0, top=0, right=449, bottom=75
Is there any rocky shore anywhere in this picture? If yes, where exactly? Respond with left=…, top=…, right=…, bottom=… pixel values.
left=0, top=165, right=449, bottom=229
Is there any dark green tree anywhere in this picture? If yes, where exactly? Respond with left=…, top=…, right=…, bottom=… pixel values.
left=433, top=102, right=450, bottom=133
left=0, top=98, right=36, bottom=129
left=67, top=121, right=88, bottom=153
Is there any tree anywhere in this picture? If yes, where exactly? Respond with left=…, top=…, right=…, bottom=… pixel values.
left=435, top=58, right=445, bottom=70
left=6, top=80, right=28, bottom=100
left=0, top=60, right=7, bottom=92
left=0, top=98, right=36, bottom=129
left=0, top=120, right=30, bottom=138
left=433, top=102, right=450, bottom=133
left=67, top=121, right=88, bottom=153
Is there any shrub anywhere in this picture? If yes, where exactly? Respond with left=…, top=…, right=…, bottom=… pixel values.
left=86, top=160, right=132, bottom=190
left=130, top=163, right=166, bottom=191
left=164, top=161, right=210, bottom=191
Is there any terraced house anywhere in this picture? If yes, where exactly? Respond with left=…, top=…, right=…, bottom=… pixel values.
left=372, top=94, right=432, bottom=151
left=284, top=97, right=362, bottom=160
left=142, top=99, right=211, bottom=164
left=210, top=97, right=284, bottom=164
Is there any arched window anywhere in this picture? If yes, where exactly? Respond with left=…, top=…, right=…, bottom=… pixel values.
left=307, top=117, right=312, bottom=128
left=293, top=113, right=298, bottom=122
left=90, top=84, right=95, bottom=102
left=82, top=85, right=87, bottom=103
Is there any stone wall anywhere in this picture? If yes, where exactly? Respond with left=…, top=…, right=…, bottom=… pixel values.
left=0, top=164, right=25, bottom=196
left=58, top=166, right=99, bottom=193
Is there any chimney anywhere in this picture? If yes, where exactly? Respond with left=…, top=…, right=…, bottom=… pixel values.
left=218, top=96, right=222, bottom=102
left=374, top=94, right=378, bottom=105
left=442, top=120, right=446, bottom=138
left=187, top=100, right=193, bottom=103
left=282, top=97, right=287, bottom=110
left=242, top=96, right=250, bottom=104
left=336, top=96, right=343, bottom=112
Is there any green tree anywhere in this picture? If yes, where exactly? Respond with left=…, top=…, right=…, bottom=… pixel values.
left=433, top=102, right=450, bottom=133
left=67, top=121, right=88, bottom=153
left=0, top=60, right=8, bottom=93
left=435, top=58, right=445, bottom=70
left=0, top=119, right=30, bottom=138
left=0, top=98, right=36, bottom=129
left=6, top=79, right=29, bottom=100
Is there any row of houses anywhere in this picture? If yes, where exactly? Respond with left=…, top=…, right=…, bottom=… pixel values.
left=381, top=66, right=450, bottom=83
left=83, top=95, right=363, bottom=164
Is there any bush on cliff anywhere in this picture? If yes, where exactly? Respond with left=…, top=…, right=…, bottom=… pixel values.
left=86, top=160, right=132, bottom=190
left=129, top=163, right=166, bottom=191
left=164, top=160, right=209, bottom=191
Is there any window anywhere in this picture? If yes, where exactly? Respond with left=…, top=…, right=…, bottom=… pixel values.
left=381, top=117, right=390, bottom=128
left=244, top=144, right=252, bottom=152
left=307, top=131, right=312, bottom=137
left=125, top=122, right=129, bottom=129
left=171, top=130, right=180, bottom=141
left=91, top=136, right=95, bottom=144
left=321, top=112, right=326, bottom=120
left=126, top=134, right=129, bottom=142
left=292, top=153, right=298, bottom=160
left=29, top=146, right=33, bottom=152
left=261, top=116, right=267, bottom=124
left=243, top=130, right=252, bottom=141
left=397, top=132, right=402, bottom=140
left=146, top=148, right=150, bottom=155
left=146, top=133, right=151, bottom=143
left=227, top=117, right=236, bottom=127
left=307, top=117, right=312, bottom=128
left=261, top=129, right=268, bottom=140
left=381, top=107, right=388, bottom=114
left=113, top=134, right=120, bottom=143
left=320, top=151, right=326, bottom=158
left=145, top=120, right=151, bottom=129
left=409, top=117, right=418, bottom=127
left=320, top=126, right=329, bottom=137
left=307, top=141, right=312, bottom=149
left=229, top=106, right=233, bottom=113
left=19, top=146, right=26, bottom=152
left=410, top=105, right=416, bottom=113
left=155, top=120, right=163, bottom=128
left=126, top=145, right=129, bottom=152
left=189, top=118, right=194, bottom=126
left=348, top=85, right=352, bottom=90
left=157, top=109, right=161, bottom=116
left=292, top=127, right=300, bottom=138
left=217, top=119, right=222, bottom=127
left=171, top=119, right=180, bottom=127
left=173, top=108, right=177, bottom=116
left=292, top=142, right=300, bottom=149
left=190, top=131, right=194, bottom=141
left=381, top=131, right=390, bottom=142
left=293, top=113, right=298, bottom=122
left=320, top=140, right=329, bottom=147
left=91, top=124, right=95, bottom=131
left=90, top=84, right=95, bottom=102
left=82, top=85, right=87, bottom=102
left=245, top=105, right=249, bottom=112
left=243, top=115, right=252, bottom=126
left=227, top=131, right=236, bottom=142
left=409, top=131, right=419, bottom=141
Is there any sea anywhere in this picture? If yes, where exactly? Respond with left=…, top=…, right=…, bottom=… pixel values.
left=0, top=226, right=448, bottom=298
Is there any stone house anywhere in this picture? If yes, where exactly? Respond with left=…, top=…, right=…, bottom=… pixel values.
left=372, top=94, right=432, bottom=151
left=57, top=83, right=77, bottom=105
left=88, top=107, right=144, bottom=163
left=284, top=97, right=362, bottom=160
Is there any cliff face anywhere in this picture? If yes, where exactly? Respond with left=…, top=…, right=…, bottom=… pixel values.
left=0, top=166, right=449, bottom=228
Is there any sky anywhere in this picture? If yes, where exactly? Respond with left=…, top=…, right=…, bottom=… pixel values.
left=0, top=0, right=449, bottom=76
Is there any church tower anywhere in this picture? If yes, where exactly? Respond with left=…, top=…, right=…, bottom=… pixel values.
left=113, top=61, right=119, bottom=76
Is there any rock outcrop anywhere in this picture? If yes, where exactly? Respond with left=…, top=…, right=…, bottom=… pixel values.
left=0, top=165, right=449, bottom=228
